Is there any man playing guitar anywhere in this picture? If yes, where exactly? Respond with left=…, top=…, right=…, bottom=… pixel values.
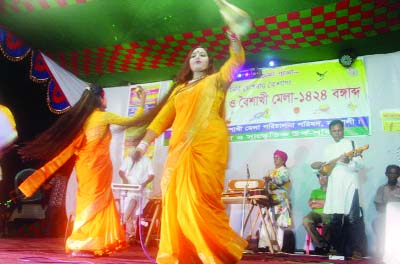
left=311, top=119, right=367, bottom=259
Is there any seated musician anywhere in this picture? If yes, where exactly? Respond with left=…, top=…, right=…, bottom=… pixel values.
left=311, top=119, right=367, bottom=259
left=259, top=149, right=292, bottom=251
left=302, top=172, right=330, bottom=254
left=118, top=140, right=155, bottom=243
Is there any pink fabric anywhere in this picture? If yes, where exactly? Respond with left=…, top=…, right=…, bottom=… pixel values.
left=274, top=150, right=288, bottom=165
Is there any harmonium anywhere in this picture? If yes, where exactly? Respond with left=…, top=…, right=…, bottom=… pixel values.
left=221, top=179, right=267, bottom=204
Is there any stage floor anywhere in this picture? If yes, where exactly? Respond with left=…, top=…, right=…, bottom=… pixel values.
left=0, top=238, right=379, bottom=264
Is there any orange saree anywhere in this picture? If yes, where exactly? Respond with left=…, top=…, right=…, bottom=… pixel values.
left=148, top=47, right=247, bottom=264
left=19, top=107, right=143, bottom=256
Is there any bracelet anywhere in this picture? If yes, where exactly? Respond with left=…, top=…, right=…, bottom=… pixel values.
left=136, top=140, right=149, bottom=153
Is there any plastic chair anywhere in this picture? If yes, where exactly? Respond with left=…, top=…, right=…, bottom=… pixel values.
left=14, top=169, right=43, bottom=207
left=305, top=224, right=323, bottom=255
left=10, top=168, right=45, bottom=219
left=5, top=168, right=46, bottom=237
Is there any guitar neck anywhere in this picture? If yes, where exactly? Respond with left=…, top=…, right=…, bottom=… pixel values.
left=345, top=149, right=357, bottom=159
left=328, top=144, right=368, bottom=165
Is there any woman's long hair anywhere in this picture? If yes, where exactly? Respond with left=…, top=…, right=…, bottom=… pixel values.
left=19, top=84, right=104, bottom=161
left=130, top=46, right=215, bottom=132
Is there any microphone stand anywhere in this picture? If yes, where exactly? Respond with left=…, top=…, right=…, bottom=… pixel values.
left=240, top=164, right=251, bottom=237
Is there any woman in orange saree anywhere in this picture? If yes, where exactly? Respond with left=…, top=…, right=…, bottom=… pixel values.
left=133, top=31, right=247, bottom=263
left=18, top=84, right=146, bottom=257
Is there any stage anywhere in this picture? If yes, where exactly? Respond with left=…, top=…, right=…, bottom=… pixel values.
left=0, top=237, right=379, bottom=264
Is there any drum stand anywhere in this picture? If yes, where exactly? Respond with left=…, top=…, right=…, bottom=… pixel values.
left=243, top=197, right=280, bottom=254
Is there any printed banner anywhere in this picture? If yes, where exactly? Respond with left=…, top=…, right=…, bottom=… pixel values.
left=124, top=83, right=162, bottom=157
left=380, top=109, right=400, bottom=132
left=226, top=58, right=370, bottom=141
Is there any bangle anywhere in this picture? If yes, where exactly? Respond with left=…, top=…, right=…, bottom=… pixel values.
left=137, top=140, right=149, bottom=153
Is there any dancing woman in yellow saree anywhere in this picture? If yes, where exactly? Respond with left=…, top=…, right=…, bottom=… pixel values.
left=133, top=31, right=247, bottom=264
left=18, top=85, right=146, bottom=257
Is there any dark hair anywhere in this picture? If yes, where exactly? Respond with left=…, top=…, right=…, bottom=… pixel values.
left=19, top=84, right=104, bottom=161
left=329, top=119, right=344, bottom=130
left=124, top=46, right=216, bottom=138
left=385, top=164, right=400, bottom=175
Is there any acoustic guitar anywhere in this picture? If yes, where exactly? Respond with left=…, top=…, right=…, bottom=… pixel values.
left=317, top=144, right=369, bottom=176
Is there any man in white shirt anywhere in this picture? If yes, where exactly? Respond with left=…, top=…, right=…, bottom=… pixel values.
left=312, top=120, right=367, bottom=259
left=373, top=165, right=400, bottom=258
left=119, top=151, right=155, bottom=241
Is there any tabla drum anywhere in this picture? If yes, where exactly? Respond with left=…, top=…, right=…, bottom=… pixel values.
left=135, top=197, right=161, bottom=243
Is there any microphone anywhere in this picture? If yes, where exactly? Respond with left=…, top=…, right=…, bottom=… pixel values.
left=246, top=164, right=250, bottom=179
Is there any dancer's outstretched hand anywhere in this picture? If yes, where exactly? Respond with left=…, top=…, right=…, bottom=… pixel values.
left=135, top=85, right=146, bottom=107
left=226, top=30, right=240, bottom=42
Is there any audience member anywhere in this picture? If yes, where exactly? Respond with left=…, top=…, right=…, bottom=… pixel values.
left=372, top=164, right=400, bottom=257
left=119, top=143, right=155, bottom=243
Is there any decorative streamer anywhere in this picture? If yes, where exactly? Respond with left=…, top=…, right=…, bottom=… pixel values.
left=0, top=29, right=31, bottom=61
left=47, top=79, right=71, bottom=114
left=30, top=51, right=51, bottom=82
left=0, top=27, right=70, bottom=113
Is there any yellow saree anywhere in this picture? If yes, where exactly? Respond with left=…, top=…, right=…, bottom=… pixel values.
left=148, top=47, right=247, bottom=264
left=19, top=107, right=143, bottom=256
left=0, top=105, right=16, bottom=128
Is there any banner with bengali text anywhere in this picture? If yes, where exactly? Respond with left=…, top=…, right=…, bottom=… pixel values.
left=226, top=58, right=370, bottom=141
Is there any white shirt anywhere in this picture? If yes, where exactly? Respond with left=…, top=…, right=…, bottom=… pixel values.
left=120, top=156, right=154, bottom=187
left=323, top=138, right=363, bottom=214
left=119, top=156, right=155, bottom=215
